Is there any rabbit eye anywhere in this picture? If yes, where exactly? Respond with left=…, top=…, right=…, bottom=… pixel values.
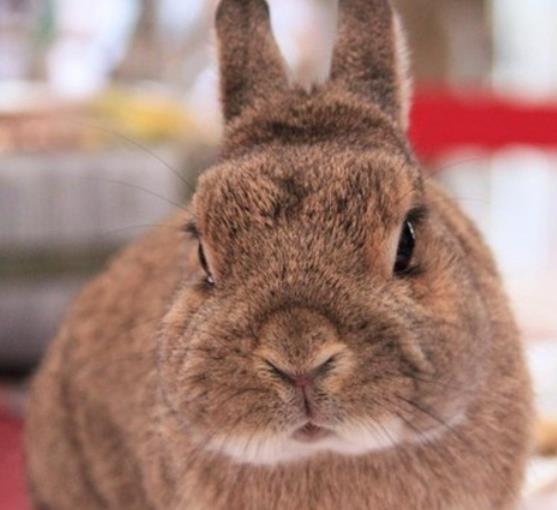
left=394, top=220, right=416, bottom=275
left=198, top=243, right=215, bottom=286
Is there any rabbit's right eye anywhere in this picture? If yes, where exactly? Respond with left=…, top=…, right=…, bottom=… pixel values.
left=393, top=206, right=427, bottom=277
left=394, top=220, right=416, bottom=275
left=198, top=244, right=215, bottom=287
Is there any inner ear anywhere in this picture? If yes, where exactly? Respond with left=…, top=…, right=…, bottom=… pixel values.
left=216, top=0, right=289, bottom=123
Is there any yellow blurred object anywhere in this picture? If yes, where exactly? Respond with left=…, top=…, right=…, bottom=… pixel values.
left=0, top=84, right=201, bottom=153
left=91, top=88, right=195, bottom=143
left=536, top=419, right=557, bottom=457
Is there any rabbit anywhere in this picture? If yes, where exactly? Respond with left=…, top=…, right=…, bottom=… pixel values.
left=25, top=0, right=534, bottom=509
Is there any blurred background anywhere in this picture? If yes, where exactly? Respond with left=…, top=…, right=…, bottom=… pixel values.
left=1, top=0, right=557, bottom=508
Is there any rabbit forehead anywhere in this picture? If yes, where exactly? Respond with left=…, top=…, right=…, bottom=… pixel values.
left=222, top=87, right=408, bottom=158
left=194, top=146, right=423, bottom=252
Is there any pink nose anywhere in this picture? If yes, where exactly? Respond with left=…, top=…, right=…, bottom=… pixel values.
left=292, top=373, right=313, bottom=388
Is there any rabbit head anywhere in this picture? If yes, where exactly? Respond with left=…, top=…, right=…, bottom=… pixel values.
left=157, top=0, right=505, bottom=465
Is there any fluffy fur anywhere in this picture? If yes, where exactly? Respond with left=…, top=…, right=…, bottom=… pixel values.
left=26, top=0, right=533, bottom=509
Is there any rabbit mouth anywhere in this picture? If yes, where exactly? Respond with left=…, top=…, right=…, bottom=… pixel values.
left=292, top=422, right=334, bottom=443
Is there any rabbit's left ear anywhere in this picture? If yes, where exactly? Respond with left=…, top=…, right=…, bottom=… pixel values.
left=216, top=0, right=289, bottom=124
left=330, top=0, right=411, bottom=130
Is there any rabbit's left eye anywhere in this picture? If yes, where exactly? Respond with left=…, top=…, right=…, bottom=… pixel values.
left=198, top=244, right=215, bottom=286
left=394, top=220, right=416, bottom=275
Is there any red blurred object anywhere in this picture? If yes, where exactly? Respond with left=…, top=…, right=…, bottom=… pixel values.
left=410, top=89, right=557, bottom=161
left=0, top=409, right=29, bottom=510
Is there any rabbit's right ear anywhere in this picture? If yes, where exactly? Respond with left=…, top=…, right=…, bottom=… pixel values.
left=330, top=0, right=411, bottom=129
left=216, top=0, right=289, bottom=123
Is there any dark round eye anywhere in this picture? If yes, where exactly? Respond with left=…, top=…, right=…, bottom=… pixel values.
left=198, top=243, right=215, bottom=286
left=394, top=220, right=416, bottom=275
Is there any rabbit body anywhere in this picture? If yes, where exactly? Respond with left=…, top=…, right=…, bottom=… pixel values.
left=26, top=1, right=532, bottom=509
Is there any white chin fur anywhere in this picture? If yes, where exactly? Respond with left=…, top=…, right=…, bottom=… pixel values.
left=206, top=411, right=468, bottom=466
left=206, top=417, right=406, bottom=466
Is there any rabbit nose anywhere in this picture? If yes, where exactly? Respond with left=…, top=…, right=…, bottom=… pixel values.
left=265, top=356, right=336, bottom=387
left=293, top=373, right=313, bottom=388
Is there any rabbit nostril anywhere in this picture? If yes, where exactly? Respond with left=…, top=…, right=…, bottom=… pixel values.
left=264, top=360, right=315, bottom=387
left=264, top=359, right=295, bottom=384
left=316, top=355, right=336, bottom=376
left=264, top=356, right=336, bottom=387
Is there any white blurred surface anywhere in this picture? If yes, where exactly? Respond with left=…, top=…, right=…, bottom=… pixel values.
left=493, top=0, right=557, bottom=97
left=0, top=148, right=181, bottom=250
left=46, top=0, right=139, bottom=97
left=438, top=151, right=557, bottom=342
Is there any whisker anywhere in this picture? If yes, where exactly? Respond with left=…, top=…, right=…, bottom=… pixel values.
left=65, top=118, right=197, bottom=190
left=393, top=393, right=524, bottom=500
left=82, top=175, right=188, bottom=212
left=431, top=156, right=485, bottom=174
left=94, top=223, right=189, bottom=238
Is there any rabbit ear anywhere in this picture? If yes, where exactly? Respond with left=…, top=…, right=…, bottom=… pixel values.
left=216, top=0, right=289, bottom=123
left=330, top=0, right=411, bottom=129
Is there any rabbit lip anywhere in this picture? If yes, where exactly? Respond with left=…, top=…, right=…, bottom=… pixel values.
left=292, top=422, right=333, bottom=443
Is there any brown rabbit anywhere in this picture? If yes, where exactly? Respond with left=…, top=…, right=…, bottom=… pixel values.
left=25, top=0, right=533, bottom=509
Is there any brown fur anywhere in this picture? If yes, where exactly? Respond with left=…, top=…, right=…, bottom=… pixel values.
left=25, top=0, right=533, bottom=509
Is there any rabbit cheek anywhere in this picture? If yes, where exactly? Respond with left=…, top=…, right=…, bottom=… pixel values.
left=166, top=340, right=268, bottom=433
